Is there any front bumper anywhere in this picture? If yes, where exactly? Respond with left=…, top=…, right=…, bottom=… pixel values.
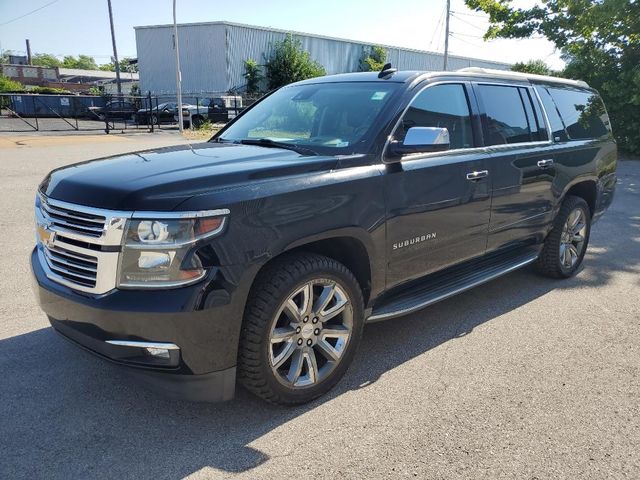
left=31, top=248, right=244, bottom=402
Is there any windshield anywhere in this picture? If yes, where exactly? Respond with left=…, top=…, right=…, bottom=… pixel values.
left=216, top=82, right=400, bottom=154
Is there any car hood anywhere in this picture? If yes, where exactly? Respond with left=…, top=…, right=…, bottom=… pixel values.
left=40, top=142, right=338, bottom=211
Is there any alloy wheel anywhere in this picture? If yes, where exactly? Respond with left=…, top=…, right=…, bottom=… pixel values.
left=559, top=207, right=587, bottom=269
left=269, top=279, right=353, bottom=388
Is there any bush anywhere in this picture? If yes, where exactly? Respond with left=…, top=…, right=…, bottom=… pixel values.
left=244, top=59, right=263, bottom=95
left=265, top=34, right=326, bottom=90
left=360, top=46, right=387, bottom=72
left=0, top=75, right=24, bottom=93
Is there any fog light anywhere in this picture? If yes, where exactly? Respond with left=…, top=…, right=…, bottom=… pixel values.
left=145, top=347, right=171, bottom=359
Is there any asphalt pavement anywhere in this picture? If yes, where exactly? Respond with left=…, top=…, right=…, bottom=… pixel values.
left=1, top=132, right=638, bottom=479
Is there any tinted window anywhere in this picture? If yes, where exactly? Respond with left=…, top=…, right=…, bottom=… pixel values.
left=519, top=88, right=545, bottom=141
left=478, top=85, right=532, bottom=145
left=396, top=83, right=474, bottom=150
left=547, top=87, right=610, bottom=140
left=535, top=86, right=568, bottom=142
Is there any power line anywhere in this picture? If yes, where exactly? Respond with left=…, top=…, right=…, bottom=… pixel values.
left=450, top=31, right=486, bottom=40
left=428, top=5, right=447, bottom=51
left=450, top=9, right=488, bottom=18
left=450, top=12, right=487, bottom=31
left=0, top=0, right=61, bottom=27
left=449, top=32, right=486, bottom=49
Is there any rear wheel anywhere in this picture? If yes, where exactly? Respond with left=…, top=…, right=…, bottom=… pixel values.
left=536, top=195, right=591, bottom=278
left=238, top=253, right=364, bottom=405
left=192, top=115, right=204, bottom=128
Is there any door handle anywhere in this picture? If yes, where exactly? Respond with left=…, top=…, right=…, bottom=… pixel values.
left=537, top=159, right=554, bottom=168
left=466, top=170, right=489, bottom=181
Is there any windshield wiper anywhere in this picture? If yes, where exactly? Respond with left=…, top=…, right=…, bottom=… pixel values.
left=238, top=138, right=318, bottom=156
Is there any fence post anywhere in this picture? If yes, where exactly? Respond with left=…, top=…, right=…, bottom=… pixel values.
left=32, top=96, right=39, bottom=131
left=148, top=91, right=154, bottom=133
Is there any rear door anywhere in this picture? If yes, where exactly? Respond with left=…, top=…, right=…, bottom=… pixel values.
left=384, top=82, right=491, bottom=289
left=473, top=82, right=557, bottom=252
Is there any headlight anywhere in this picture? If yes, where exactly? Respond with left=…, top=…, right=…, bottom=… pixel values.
left=117, top=210, right=228, bottom=289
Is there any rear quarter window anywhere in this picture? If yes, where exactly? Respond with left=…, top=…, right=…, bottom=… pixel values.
left=546, top=87, right=611, bottom=140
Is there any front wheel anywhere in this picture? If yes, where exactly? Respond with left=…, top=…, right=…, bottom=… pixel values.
left=536, top=195, right=591, bottom=278
left=238, top=253, right=364, bottom=405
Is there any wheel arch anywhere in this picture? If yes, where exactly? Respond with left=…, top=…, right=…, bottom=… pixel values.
left=252, top=230, right=380, bottom=307
left=563, top=179, right=598, bottom=216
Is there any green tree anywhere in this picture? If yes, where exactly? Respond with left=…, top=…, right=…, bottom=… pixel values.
left=31, top=53, right=62, bottom=68
left=243, top=59, right=263, bottom=95
left=464, top=0, right=640, bottom=154
left=61, top=55, right=99, bottom=70
left=99, top=57, right=138, bottom=73
left=0, top=75, right=24, bottom=92
left=511, top=59, right=552, bottom=75
left=359, top=46, right=387, bottom=72
left=265, top=34, right=326, bottom=89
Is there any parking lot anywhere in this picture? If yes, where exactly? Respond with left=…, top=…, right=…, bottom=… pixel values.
left=0, top=132, right=638, bottom=479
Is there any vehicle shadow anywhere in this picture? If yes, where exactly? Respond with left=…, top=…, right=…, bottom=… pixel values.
left=2, top=163, right=637, bottom=479
left=0, top=267, right=629, bottom=479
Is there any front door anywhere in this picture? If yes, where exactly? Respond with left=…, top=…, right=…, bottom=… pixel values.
left=384, top=82, right=491, bottom=289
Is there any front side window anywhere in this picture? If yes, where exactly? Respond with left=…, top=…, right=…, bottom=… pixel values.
left=395, top=83, right=474, bottom=150
left=218, top=82, right=400, bottom=154
left=478, top=84, right=532, bottom=145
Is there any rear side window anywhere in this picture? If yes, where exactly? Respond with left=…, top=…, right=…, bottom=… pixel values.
left=397, top=83, right=474, bottom=150
left=547, top=87, right=611, bottom=140
left=535, top=86, right=568, bottom=142
left=477, top=85, right=533, bottom=145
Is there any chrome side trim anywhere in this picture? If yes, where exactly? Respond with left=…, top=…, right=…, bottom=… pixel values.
left=105, top=340, right=180, bottom=350
left=366, top=253, right=539, bottom=322
left=131, top=208, right=230, bottom=219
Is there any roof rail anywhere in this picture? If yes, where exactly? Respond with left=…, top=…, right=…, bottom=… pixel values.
left=457, top=67, right=589, bottom=89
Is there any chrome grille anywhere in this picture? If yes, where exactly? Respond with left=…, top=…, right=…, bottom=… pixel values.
left=35, top=195, right=131, bottom=294
left=40, top=197, right=106, bottom=238
left=43, top=244, right=98, bottom=288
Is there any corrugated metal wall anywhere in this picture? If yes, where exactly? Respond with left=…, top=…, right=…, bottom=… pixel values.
left=135, top=22, right=511, bottom=95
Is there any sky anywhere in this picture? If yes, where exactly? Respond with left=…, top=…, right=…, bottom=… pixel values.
left=0, top=0, right=564, bottom=69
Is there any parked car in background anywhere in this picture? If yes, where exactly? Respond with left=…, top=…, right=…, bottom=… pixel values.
left=135, top=102, right=178, bottom=125
left=177, top=96, right=243, bottom=127
left=88, top=100, right=137, bottom=121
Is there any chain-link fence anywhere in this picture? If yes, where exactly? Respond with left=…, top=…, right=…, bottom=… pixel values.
left=0, top=92, right=262, bottom=134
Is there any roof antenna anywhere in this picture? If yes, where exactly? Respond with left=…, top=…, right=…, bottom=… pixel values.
left=378, top=63, right=397, bottom=79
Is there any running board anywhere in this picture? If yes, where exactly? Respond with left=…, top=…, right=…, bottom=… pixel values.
left=367, top=249, right=539, bottom=322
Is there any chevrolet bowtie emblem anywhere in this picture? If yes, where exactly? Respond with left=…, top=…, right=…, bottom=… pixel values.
left=37, top=223, right=55, bottom=247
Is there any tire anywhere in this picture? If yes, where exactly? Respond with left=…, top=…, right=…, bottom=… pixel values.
left=151, top=114, right=158, bottom=125
left=536, top=195, right=591, bottom=278
left=238, top=253, right=364, bottom=405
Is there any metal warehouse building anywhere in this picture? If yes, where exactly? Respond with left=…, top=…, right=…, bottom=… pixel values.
left=135, top=21, right=511, bottom=95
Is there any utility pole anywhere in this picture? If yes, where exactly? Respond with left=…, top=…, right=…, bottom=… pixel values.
left=107, top=0, right=122, bottom=95
left=173, top=0, right=184, bottom=133
left=443, top=0, right=451, bottom=71
left=25, top=39, right=32, bottom=65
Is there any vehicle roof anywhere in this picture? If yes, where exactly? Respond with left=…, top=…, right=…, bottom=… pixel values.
left=293, top=68, right=590, bottom=89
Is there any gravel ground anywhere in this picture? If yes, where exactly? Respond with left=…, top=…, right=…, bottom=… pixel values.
left=0, top=133, right=638, bottom=479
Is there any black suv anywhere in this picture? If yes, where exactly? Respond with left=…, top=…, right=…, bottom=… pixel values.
left=32, top=68, right=617, bottom=405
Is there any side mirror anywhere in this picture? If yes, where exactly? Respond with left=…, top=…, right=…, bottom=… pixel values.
left=388, top=127, right=450, bottom=158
